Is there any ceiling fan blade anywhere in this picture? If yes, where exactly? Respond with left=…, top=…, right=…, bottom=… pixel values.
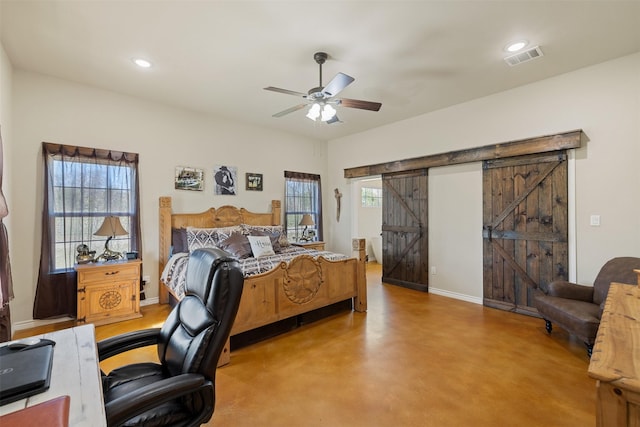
left=272, top=104, right=307, bottom=118
left=264, top=86, right=307, bottom=97
left=322, top=73, right=354, bottom=97
left=339, top=98, right=382, bottom=112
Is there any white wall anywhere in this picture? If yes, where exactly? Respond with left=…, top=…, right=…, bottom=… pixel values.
left=8, top=70, right=326, bottom=327
left=327, top=53, right=640, bottom=301
left=428, top=163, right=483, bottom=302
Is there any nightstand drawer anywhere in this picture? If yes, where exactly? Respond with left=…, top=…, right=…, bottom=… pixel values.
left=77, top=262, right=140, bottom=284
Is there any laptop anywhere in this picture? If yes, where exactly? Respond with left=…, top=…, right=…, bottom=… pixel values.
left=0, top=344, right=54, bottom=406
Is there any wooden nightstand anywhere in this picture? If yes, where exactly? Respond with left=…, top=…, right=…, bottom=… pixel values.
left=75, top=259, right=142, bottom=326
left=293, top=241, right=325, bottom=251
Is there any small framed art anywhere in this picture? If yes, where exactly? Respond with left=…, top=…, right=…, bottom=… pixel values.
left=246, top=173, right=263, bottom=191
left=175, top=166, right=204, bottom=191
left=214, top=165, right=237, bottom=195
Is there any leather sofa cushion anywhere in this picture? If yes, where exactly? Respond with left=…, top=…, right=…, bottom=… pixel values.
left=592, top=257, right=640, bottom=306
left=534, top=294, right=601, bottom=343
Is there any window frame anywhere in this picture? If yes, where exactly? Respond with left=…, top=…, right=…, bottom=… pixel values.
left=48, top=157, right=138, bottom=271
left=284, top=171, right=323, bottom=242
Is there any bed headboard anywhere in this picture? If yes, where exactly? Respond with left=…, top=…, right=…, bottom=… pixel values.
left=158, top=196, right=281, bottom=303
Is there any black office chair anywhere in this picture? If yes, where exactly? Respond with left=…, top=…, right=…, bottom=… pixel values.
left=97, top=248, right=244, bottom=427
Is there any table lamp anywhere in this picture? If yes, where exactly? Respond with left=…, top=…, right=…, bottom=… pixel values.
left=94, top=216, right=128, bottom=261
left=299, top=214, right=315, bottom=241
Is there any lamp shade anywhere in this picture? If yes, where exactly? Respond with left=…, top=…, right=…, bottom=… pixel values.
left=299, top=214, right=315, bottom=227
left=94, top=216, right=128, bottom=237
left=306, top=103, right=337, bottom=122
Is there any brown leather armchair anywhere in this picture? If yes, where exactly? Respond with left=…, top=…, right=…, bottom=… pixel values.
left=98, top=248, right=244, bottom=426
left=533, top=257, right=640, bottom=357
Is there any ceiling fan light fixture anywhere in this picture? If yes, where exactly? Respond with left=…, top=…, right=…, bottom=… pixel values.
left=321, top=104, right=336, bottom=121
left=306, top=103, right=337, bottom=122
left=306, top=103, right=321, bottom=120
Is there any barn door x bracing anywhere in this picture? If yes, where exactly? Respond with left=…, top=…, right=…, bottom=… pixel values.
left=381, top=170, right=429, bottom=291
left=483, top=152, right=568, bottom=315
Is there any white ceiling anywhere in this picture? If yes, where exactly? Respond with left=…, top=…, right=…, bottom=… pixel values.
left=2, top=1, right=639, bottom=142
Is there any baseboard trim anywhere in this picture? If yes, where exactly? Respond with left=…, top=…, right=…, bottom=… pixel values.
left=140, top=297, right=159, bottom=306
left=429, top=287, right=482, bottom=305
left=12, top=296, right=161, bottom=332
left=13, top=316, right=75, bottom=331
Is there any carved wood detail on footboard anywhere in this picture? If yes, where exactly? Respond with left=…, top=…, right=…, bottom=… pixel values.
left=231, top=252, right=365, bottom=336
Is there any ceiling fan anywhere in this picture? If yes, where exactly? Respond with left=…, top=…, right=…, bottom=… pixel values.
left=264, top=52, right=382, bottom=124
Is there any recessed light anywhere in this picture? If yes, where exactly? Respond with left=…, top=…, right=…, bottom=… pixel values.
left=505, top=40, right=528, bottom=53
left=132, top=58, right=152, bottom=68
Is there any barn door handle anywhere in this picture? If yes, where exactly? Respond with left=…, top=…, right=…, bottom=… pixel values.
left=486, top=226, right=493, bottom=241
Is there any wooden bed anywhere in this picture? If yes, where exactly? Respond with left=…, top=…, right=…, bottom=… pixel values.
left=158, top=196, right=367, bottom=365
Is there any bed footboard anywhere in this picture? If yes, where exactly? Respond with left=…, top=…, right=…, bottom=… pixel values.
left=231, top=239, right=367, bottom=336
left=216, top=238, right=366, bottom=366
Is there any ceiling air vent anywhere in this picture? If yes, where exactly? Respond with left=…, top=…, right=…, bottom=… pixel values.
left=504, top=46, right=544, bottom=66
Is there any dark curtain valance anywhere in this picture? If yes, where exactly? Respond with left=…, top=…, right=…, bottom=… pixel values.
left=284, top=171, right=321, bottom=180
left=42, top=142, right=139, bottom=164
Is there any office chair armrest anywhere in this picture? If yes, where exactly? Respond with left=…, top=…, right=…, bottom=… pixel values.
left=97, top=328, right=161, bottom=361
left=104, top=373, right=208, bottom=427
left=544, top=281, right=594, bottom=302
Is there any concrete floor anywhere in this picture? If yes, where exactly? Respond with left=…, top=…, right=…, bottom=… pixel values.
left=16, top=262, right=595, bottom=426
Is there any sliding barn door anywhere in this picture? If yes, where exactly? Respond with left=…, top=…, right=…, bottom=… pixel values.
left=482, top=152, right=568, bottom=315
left=381, top=170, right=429, bottom=291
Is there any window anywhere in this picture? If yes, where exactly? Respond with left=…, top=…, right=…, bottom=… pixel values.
left=284, top=171, right=322, bottom=242
left=50, top=158, right=137, bottom=270
left=34, top=143, right=141, bottom=319
left=361, top=187, right=382, bottom=208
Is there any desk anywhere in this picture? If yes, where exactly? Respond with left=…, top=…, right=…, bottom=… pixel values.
left=588, top=283, right=640, bottom=427
left=0, top=325, right=106, bottom=426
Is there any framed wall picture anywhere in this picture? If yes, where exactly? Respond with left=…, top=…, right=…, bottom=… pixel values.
left=175, top=166, right=204, bottom=191
left=246, top=173, right=263, bottom=191
left=213, top=165, right=237, bottom=195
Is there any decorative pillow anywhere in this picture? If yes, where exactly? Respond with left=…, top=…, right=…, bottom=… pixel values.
left=248, top=235, right=275, bottom=258
left=250, top=229, right=282, bottom=253
left=171, top=228, right=189, bottom=254
left=186, top=225, right=243, bottom=252
left=217, top=232, right=253, bottom=259
left=242, top=224, right=290, bottom=248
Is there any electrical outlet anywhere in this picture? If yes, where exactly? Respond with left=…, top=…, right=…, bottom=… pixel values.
left=590, top=215, right=601, bottom=227
left=142, top=275, right=150, bottom=283
left=431, top=266, right=437, bottom=275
